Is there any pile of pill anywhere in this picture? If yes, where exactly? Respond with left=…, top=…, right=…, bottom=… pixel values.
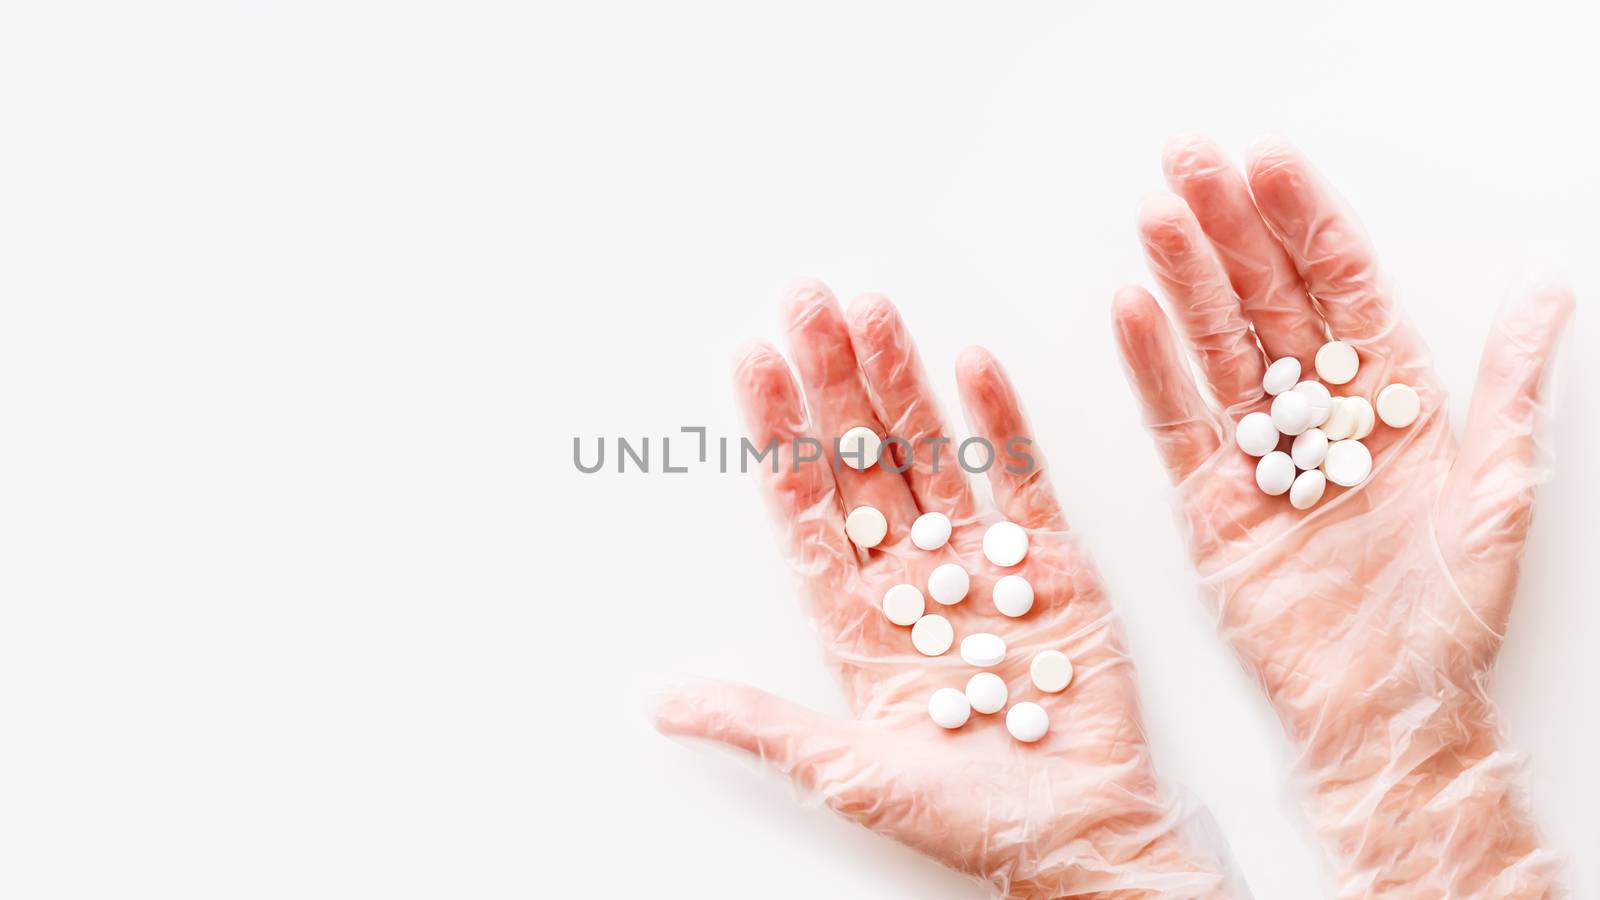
left=836, top=426, right=1073, bottom=744
left=1234, top=340, right=1419, bottom=509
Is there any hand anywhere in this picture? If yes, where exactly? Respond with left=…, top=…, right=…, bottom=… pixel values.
left=654, top=283, right=1237, bottom=898
left=1113, top=136, right=1571, bottom=898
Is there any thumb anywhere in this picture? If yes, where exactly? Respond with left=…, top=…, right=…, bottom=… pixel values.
left=1442, top=277, right=1574, bottom=629
left=649, top=678, right=876, bottom=813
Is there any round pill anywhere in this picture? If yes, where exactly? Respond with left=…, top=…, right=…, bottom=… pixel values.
left=1324, top=439, right=1373, bottom=487
left=1270, top=389, right=1313, bottom=436
left=964, top=672, right=1008, bottom=715
left=982, top=521, right=1028, bottom=567
left=992, top=574, right=1034, bottom=618
left=844, top=506, right=888, bottom=548
left=1005, top=701, right=1049, bottom=743
left=1346, top=396, right=1376, bottom=440
left=1255, top=451, right=1295, bottom=496
left=1262, top=357, right=1301, bottom=395
left=909, top=512, right=953, bottom=551
left=1290, top=469, right=1326, bottom=510
left=1290, top=428, right=1328, bottom=470
left=911, top=613, right=954, bottom=656
left=1294, top=380, right=1332, bottom=426
left=1321, top=396, right=1357, bottom=441
left=882, top=584, right=924, bottom=626
left=1030, top=650, right=1074, bottom=693
left=960, top=632, right=1007, bottom=668
left=1315, top=340, right=1360, bottom=385
left=1235, top=412, right=1279, bottom=457
left=927, top=563, right=970, bottom=606
left=928, top=688, right=970, bottom=729
left=1377, top=383, right=1420, bottom=428
left=838, top=425, right=883, bottom=470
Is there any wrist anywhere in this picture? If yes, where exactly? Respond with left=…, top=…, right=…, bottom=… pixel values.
left=1003, top=822, right=1240, bottom=899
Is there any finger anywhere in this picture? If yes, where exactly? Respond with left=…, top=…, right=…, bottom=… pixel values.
left=650, top=679, right=875, bottom=817
left=1443, top=279, right=1575, bottom=629
left=1161, top=134, right=1327, bottom=365
left=1137, top=193, right=1267, bottom=410
left=783, top=281, right=921, bottom=537
left=953, top=347, right=1063, bottom=529
left=734, top=341, right=854, bottom=583
left=1244, top=138, right=1422, bottom=359
left=845, top=293, right=978, bottom=521
left=1111, top=286, right=1224, bottom=482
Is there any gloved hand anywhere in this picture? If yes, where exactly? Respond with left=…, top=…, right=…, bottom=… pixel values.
left=1113, top=136, right=1572, bottom=898
left=653, top=283, right=1240, bottom=898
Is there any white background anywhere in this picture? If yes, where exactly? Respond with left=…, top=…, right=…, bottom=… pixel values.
left=2, top=2, right=1596, bottom=898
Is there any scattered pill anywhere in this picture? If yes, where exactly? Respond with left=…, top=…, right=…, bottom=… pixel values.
left=1255, top=451, right=1295, bottom=496
left=1376, top=383, right=1420, bottom=428
left=910, top=512, right=953, bottom=551
left=882, top=584, right=924, bottom=626
left=1290, top=469, right=1326, bottom=509
left=1294, top=380, right=1332, bottom=426
left=1321, top=396, right=1357, bottom=440
left=1030, top=650, right=1074, bottom=693
left=1324, top=439, right=1373, bottom=487
left=960, top=632, right=1007, bottom=668
left=1315, top=341, right=1359, bottom=385
left=1006, top=701, right=1049, bottom=743
left=964, top=672, right=1008, bottom=715
left=911, top=613, right=955, bottom=656
left=1235, top=412, right=1279, bottom=457
left=982, top=521, right=1028, bottom=567
left=992, top=574, right=1035, bottom=618
left=1290, top=428, right=1329, bottom=470
left=1262, top=357, right=1301, bottom=395
left=844, top=506, right=888, bottom=548
left=1270, top=390, right=1313, bottom=436
left=928, top=688, right=971, bottom=729
left=1346, top=396, right=1376, bottom=440
left=838, top=425, right=883, bottom=470
left=927, top=563, right=970, bottom=606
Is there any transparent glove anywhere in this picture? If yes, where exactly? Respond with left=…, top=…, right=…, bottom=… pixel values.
left=1113, top=135, right=1572, bottom=898
left=653, top=282, right=1241, bottom=898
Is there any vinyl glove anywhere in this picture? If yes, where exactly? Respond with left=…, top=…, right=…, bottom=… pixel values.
left=1114, top=136, right=1571, bottom=899
left=655, top=283, right=1242, bottom=898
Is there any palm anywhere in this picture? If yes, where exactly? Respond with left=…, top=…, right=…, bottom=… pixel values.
left=657, top=283, right=1231, bottom=898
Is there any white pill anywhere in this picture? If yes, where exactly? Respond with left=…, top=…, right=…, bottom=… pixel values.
left=960, top=632, right=1007, bottom=668
left=882, top=584, right=924, bottom=626
left=1005, top=701, right=1049, bottom=743
left=927, top=563, right=970, bottom=606
left=1321, top=396, right=1357, bottom=440
left=838, top=425, right=883, bottom=470
left=1315, top=340, right=1360, bottom=385
left=1377, top=383, right=1420, bottom=428
left=928, top=687, right=970, bottom=729
left=1346, top=396, right=1376, bottom=440
left=844, top=506, right=888, bottom=548
left=992, top=574, right=1035, bottom=618
left=909, top=512, right=952, bottom=550
left=1262, top=357, right=1301, bottom=395
left=1290, top=428, right=1328, bottom=470
left=1290, top=469, right=1326, bottom=510
left=911, top=613, right=954, bottom=656
left=982, top=521, right=1028, bottom=567
left=1255, top=451, right=1295, bottom=496
left=1294, top=380, right=1332, bottom=426
left=1030, top=650, right=1074, bottom=693
left=1270, top=390, right=1313, bottom=436
left=964, top=672, right=1008, bottom=715
left=1324, top=439, right=1373, bottom=487
left=1235, top=412, right=1279, bottom=457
